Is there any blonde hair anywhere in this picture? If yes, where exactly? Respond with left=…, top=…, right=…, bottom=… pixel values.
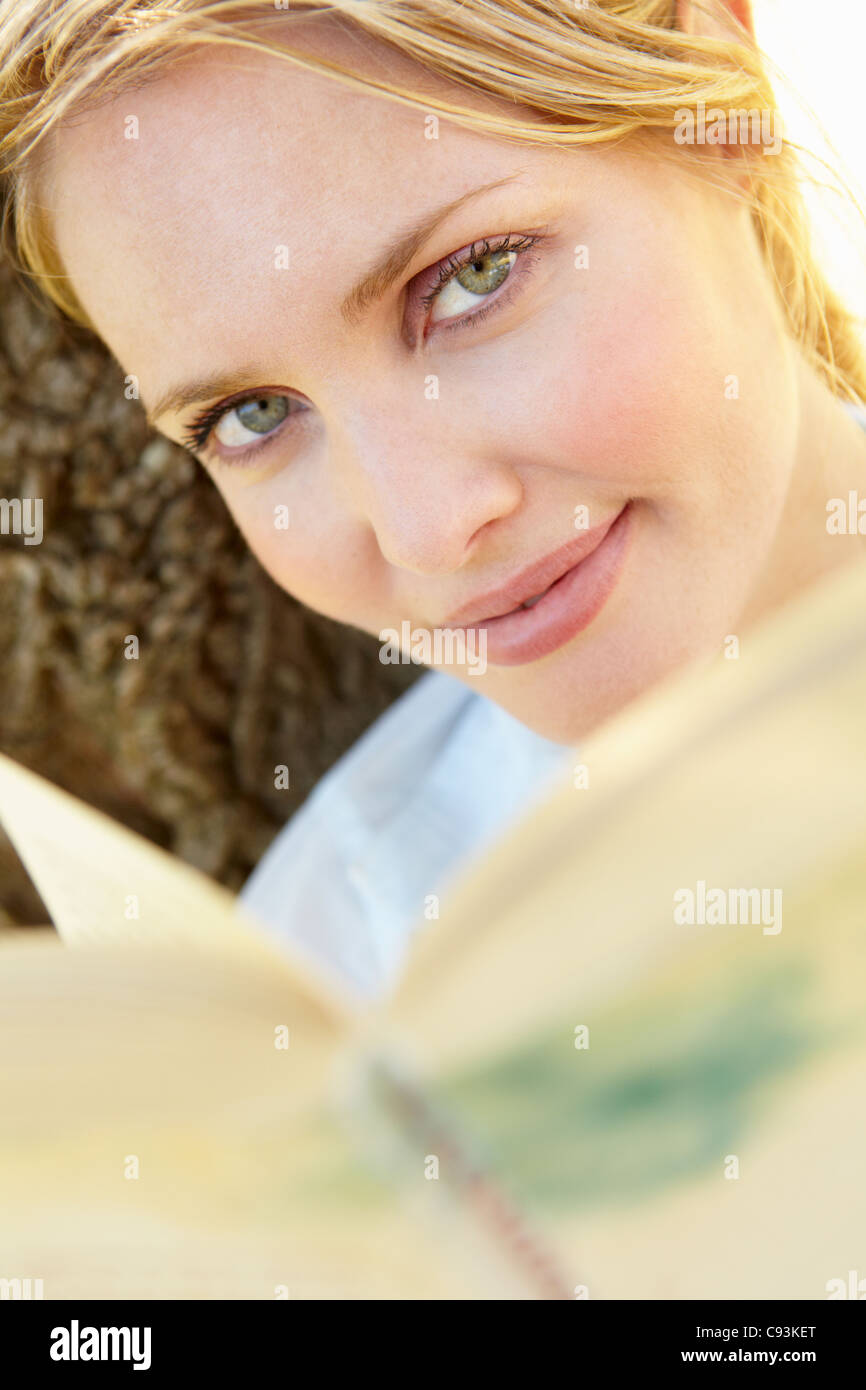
left=1, top=0, right=864, bottom=401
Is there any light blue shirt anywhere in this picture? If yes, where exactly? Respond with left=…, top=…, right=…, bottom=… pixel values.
left=239, top=671, right=571, bottom=999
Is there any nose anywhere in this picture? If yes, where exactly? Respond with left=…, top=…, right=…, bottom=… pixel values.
left=330, top=409, right=524, bottom=576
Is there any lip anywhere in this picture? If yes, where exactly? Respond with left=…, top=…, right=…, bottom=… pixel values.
left=444, top=502, right=633, bottom=666
left=444, top=509, right=627, bottom=626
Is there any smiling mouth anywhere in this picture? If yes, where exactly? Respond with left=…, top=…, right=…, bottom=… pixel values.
left=444, top=506, right=628, bottom=628
left=442, top=503, right=634, bottom=666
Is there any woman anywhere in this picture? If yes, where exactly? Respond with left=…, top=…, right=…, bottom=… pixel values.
left=1, top=0, right=864, bottom=993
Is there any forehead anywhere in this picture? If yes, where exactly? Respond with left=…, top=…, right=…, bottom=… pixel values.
left=47, top=18, right=551, bottom=376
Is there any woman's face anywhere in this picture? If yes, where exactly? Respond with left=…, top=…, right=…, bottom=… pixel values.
left=47, top=19, right=802, bottom=742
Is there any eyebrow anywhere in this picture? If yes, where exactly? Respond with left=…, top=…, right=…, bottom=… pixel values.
left=145, top=174, right=521, bottom=425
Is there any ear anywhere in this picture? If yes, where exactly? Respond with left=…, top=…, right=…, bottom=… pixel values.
left=674, top=0, right=761, bottom=186
left=676, top=0, right=754, bottom=40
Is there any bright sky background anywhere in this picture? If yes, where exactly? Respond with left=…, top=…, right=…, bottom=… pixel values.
left=752, top=0, right=866, bottom=339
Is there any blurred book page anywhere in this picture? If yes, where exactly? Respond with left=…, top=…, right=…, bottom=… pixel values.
left=0, top=749, right=361, bottom=1021
left=1, top=555, right=865, bottom=1297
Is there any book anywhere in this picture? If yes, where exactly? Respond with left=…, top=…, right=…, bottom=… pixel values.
left=1, top=554, right=866, bottom=1300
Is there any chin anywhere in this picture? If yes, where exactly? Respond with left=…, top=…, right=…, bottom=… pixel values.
left=483, top=639, right=696, bottom=746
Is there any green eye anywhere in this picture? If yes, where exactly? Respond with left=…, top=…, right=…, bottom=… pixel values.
left=455, top=249, right=513, bottom=296
left=234, top=396, right=290, bottom=435
left=429, top=242, right=525, bottom=325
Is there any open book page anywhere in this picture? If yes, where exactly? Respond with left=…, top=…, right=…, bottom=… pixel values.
left=377, top=553, right=866, bottom=1297
left=0, top=554, right=865, bottom=1298
left=0, top=749, right=361, bottom=1023
left=0, top=934, right=546, bottom=1299
left=0, top=748, right=551, bottom=1296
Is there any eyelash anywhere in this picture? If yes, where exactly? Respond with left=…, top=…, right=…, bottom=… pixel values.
left=416, top=232, right=540, bottom=323
left=181, top=395, right=297, bottom=460
left=184, top=230, right=542, bottom=463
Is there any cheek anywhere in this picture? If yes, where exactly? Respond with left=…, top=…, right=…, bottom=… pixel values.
left=534, top=244, right=767, bottom=513
left=524, top=297, right=705, bottom=500
left=216, top=473, right=380, bottom=626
